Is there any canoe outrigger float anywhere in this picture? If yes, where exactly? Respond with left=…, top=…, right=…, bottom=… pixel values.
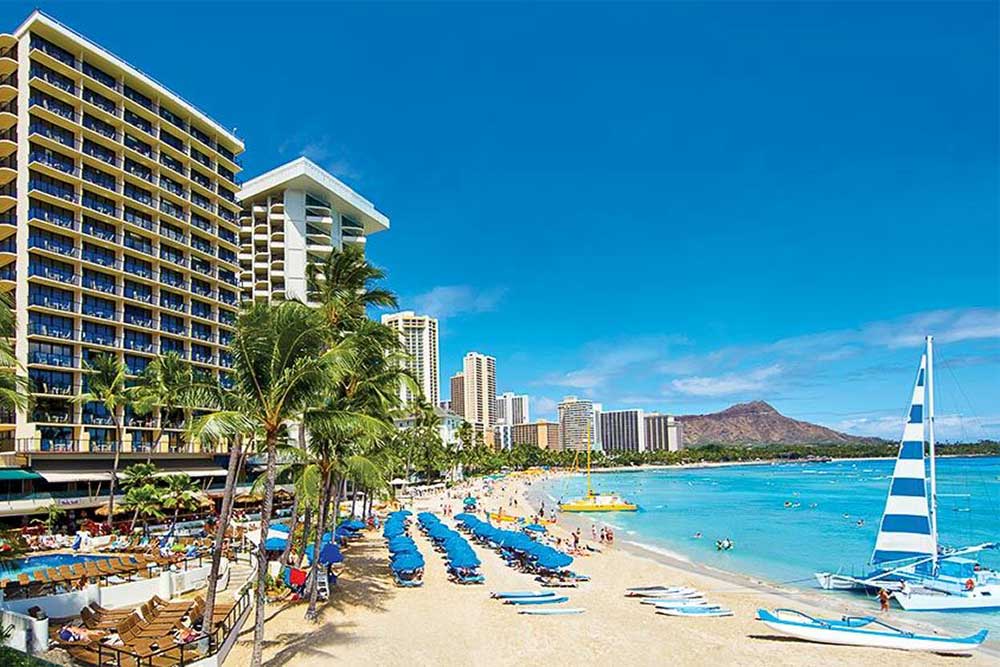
left=559, top=424, right=637, bottom=512
left=757, top=608, right=988, bottom=654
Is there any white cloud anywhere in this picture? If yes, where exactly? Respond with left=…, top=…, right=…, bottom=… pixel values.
left=670, top=364, right=784, bottom=397
left=277, top=135, right=361, bottom=182
left=532, top=396, right=558, bottom=419
left=541, top=336, right=689, bottom=391
left=409, top=285, right=506, bottom=321
left=832, top=412, right=998, bottom=442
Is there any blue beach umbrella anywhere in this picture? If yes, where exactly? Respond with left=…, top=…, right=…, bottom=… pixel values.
left=391, top=553, right=424, bottom=571
left=524, top=524, right=546, bottom=533
left=263, top=537, right=287, bottom=551
left=318, top=542, right=343, bottom=565
left=270, top=522, right=291, bottom=533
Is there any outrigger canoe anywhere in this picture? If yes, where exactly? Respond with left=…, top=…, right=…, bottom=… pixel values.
left=504, top=596, right=569, bottom=606
left=491, top=591, right=555, bottom=600
left=757, top=609, right=988, bottom=654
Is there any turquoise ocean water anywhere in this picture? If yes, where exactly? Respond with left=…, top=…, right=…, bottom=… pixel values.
left=538, top=456, right=1000, bottom=639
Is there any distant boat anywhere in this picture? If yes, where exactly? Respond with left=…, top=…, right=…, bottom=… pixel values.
left=559, top=424, right=637, bottom=512
left=814, top=336, right=1000, bottom=611
left=757, top=608, right=988, bottom=654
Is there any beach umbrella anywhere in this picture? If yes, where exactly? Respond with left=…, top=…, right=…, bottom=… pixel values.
left=536, top=551, right=573, bottom=570
left=263, top=537, right=287, bottom=551
left=270, top=522, right=291, bottom=533
left=318, top=542, right=343, bottom=565
left=524, top=524, right=546, bottom=533
left=463, top=497, right=477, bottom=506
left=391, top=553, right=424, bottom=571
left=339, top=520, right=365, bottom=531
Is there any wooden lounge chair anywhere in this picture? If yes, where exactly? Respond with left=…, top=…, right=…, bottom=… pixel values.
left=87, top=602, right=134, bottom=621
left=81, top=607, right=121, bottom=631
left=95, top=560, right=118, bottom=577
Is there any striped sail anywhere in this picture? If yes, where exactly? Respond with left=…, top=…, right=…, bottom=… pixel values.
left=871, top=354, right=936, bottom=565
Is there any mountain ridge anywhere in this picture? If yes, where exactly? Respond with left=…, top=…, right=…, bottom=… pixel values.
left=677, top=400, right=886, bottom=447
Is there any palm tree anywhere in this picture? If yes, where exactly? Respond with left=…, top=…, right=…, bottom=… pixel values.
left=73, top=354, right=133, bottom=528
left=195, top=301, right=353, bottom=667
left=132, top=352, right=194, bottom=453
left=43, top=503, right=66, bottom=531
left=0, top=291, right=28, bottom=414
left=306, top=246, right=397, bottom=331
left=160, top=473, right=202, bottom=529
left=121, top=484, right=164, bottom=533
left=119, top=462, right=158, bottom=493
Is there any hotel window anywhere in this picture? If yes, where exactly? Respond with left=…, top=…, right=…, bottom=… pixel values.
left=159, top=197, right=185, bottom=221
left=191, top=191, right=211, bottom=211
left=82, top=216, right=116, bottom=242
left=82, top=190, right=117, bottom=217
left=29, top=228, right=75, bottom=255
left=191, top=235, right=212, bottom=255
left=123, top=279, right=152, bottom=303
left=82, top=294, right=115, bottom=320
left=30, top=369, right=74, bottom=395
left=159, top=174, right=184, bottom=197
left=29, top=341, right=73, bottom=367
left=29, top=117, right=74, bottom=147
left=124, top=330, right=152, bottom=352
left=29, top=172, right=76, bottom=202
left=81, top=242, right=115, bottom=267
left=28, top=312, right=73, bottom=339
left=191, top=278, right=211, bottom=297
left=161, top=267, right=185, bottom=288
left=83, top=139, right=117, bottom=165
left=160, top=129, right=185, bottom=152
left=30, top=34, right=76, bottom=67
left=124, top=158, right=152, bottom=182
left=123, top=206, right=153, bottom=230
left=83, top=87, right=116, bottom=115
left=190, top=146, right=211, bottom=168
left=191, top=343, right=212, bottom=364
left=29, top=256, right=75, bottom=284
left=29, top=90, right=74, bottom=120
left=124, top=108, right=153, bottom=135
left=123, top=231, right=153, bottom=256
left=29, top=284, right=74, bottom=311
left=159, top=106, right=186, bottom=131
left=160, top=245, right=185, bottom=267
left=82, top=164, right=117, bottom=192
left=125, top=354, right=150, bottom=376
left=82, top=269, right=116, bottom=294
left=161, top=314, right=185, bottom=335
left=191, top=299, right=211, bottom=320
left=160, top=336, right=185, bottom=356
left=123, top=256, right=152, bottom=279
left=190, top=168, right=212, bottom=189
left=29, top=61, right=75, bottom=94
left=81, top=321, right=115, bottom=346
left=191, top=212, right=213, bottom=233
left=29, top=143, right=75, bottom=174
left=160, top=152, right=185, bottom=177
left=190, top=125, right=212, bottom=146
left=160, top=290, right=185, bottom=313
left=160, top=221, right=185, bottom=244
left=82, top=113, right=117, bottom=140
left=124, top=182, right=153, bottom=206
left=124, top=133, right=153, bottom=157
left=82, top=61, right=116, bottom=89
left=123, top=85, right=153, bottom=110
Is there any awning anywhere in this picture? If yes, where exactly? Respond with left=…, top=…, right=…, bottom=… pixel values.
left=38, top=471, right=113, bottom=483
left=0, top=469, right=42, bottom=481
left=149, top=467, right=228, bottom=479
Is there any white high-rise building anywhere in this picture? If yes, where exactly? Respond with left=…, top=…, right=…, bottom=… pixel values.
left=462, top=352, right=496, bottom=440
left=494, top=392, right=529, bottom=450
left=600, top=409, right=646, bottom=453
left=237, top=157, right=389, bottom=304
left=381, top=311, right=439, bottom=406
left=558, top=396, right=602, bottom=452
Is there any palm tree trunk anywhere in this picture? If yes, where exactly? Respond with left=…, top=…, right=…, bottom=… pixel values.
left=107, top=420, right=123, bottom=530
left=203, top=436, right=242, bottom=640
left=130, top=508, right=139, bottom=533
left=296, top=506, right=312, bottom=568
left=250, top=430, right=279, bottom=667
left=349, top=481, right=357, bottom=518
left=279, top=493, right=299, bottom=567
left=304, top=469, right=332, bottom=621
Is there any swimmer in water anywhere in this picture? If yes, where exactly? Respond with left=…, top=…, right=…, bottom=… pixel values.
left=857, top=519, right=865, bottom=527
left=693, top=532, right=702, bottom=539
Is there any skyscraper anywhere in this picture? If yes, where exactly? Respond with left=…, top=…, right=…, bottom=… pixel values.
left=449, top=372, right=464, bottom=418
left=558, top=396, right=600, bottom=452
left=494, top=391, right=529, bottom=450
left=3, top=11, right=245, bottom=455
left=600, top=409, right=646, bottom=453
left=461, top=352, right=496, bottom=442
left=381, top=311, right=439, bottom=406
left=645, top=413, right=684, bottom=451
left=238, top=157, right=389, bottom=303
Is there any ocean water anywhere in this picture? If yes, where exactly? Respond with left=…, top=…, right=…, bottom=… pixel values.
left=538, top=456, right=1000, bottom=639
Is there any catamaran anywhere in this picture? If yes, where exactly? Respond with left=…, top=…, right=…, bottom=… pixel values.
left=814, top=336, right=1000, bottom=611
left=559, top=424, right=637, bottom=512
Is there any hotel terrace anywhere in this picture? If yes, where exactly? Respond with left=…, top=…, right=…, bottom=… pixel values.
left=0, top=12, right=389, bottom=518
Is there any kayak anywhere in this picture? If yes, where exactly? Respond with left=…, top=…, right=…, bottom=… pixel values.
left=658, top=606, right=733, bottom=617
left=519, top=608, right=585, bottom=615
left=757, top=608, right=989, bottom=654
left=639, top=596, right=706, bottom=605
left=626, top=587, right=699, bottom=598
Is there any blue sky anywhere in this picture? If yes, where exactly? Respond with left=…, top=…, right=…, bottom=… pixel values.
left=15, top=2, right=999, bottom=439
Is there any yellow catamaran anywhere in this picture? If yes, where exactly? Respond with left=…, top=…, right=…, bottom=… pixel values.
left=558, top=425, right=637, bottom=512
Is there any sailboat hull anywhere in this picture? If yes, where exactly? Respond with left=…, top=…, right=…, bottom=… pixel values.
left=895, top=586, right=1000, bottom=612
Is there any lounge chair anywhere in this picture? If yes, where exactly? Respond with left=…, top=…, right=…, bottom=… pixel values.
left=81, top=607, right=121, bottom=631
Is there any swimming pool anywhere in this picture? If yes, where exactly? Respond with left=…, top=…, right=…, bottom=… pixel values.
left=0, top=554, right=113, bottom=580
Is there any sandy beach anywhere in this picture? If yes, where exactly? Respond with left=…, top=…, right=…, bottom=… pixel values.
left=227, top=472, right=995, bottom=666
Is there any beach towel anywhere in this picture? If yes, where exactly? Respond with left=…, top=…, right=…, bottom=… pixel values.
left=289, top=567, right=308, bottom=587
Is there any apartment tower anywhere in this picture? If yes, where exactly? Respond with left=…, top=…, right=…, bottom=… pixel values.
left=237, top=157, right=389, bottom=303
left=600, top=409, right=647, bottom=453
left=511, top=420, right=560, bottom=450
left=2, top=12, right=245, bottom=458
left=461, top=352, right=496, bottom=443
left=494, top=391, right=529, bottom=450
left=381, top=311, right=439, bottom=406
left=449, top=373, right=464, bottom=418
left=557, top=396, right=601, bottom=452
left=645, top=413, right=684, bottom=452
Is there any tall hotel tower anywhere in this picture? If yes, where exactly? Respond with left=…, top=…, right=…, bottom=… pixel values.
left=381, top=311, right=439, bottom=406
left=238, top=157, right=389, bottom=304
left=0, top=12, right=245, bottom=459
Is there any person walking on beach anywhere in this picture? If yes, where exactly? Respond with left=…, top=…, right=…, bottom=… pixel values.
left=878, top=588, right=891, bottom=612
left=591, top=524, right=597, bottom=541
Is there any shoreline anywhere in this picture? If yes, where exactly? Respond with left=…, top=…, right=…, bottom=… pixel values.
left=525, top=470, right=999, bottom=658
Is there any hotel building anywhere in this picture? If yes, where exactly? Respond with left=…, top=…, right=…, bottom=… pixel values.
left=645, top=413, right=683, bottom=452
left=0, top=12, right=391, bottom=518
left=381, top=311, right=439, bottom=406
left=1, top=12, right=244, bottom=461
left=449, top=373, right=464, bottom=418
left=511, top=420, right=560, bottom=450
left=494, top=391, right=529, bottom=450
left=557, top=396, right=601, bottom=452
left=237, top=156, right=389, bottom=304
left=460, top=352, right=496, bottom=445
left=599, top=409, right=647, bottom=453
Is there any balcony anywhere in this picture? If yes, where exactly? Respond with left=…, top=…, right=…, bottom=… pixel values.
left=29, top=351, right=74, bottom=368
left=27, top=322, right=73, bottom=340
left=28, top=264, right=77, bottom=286
left=80, top=328, right=115, bottom=346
